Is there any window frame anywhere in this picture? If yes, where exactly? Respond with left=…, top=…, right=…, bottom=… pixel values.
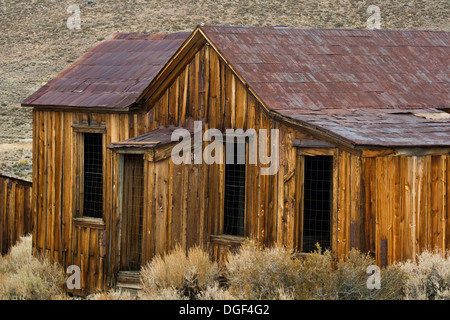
left=72, top=123, right=106, bottom=223
left=296, top=146, right=337, bottom=254
left=119, top=152, right=146, bottom=271
left=300, top=154, right=334, bottom=253
left=222, top=140, right=247, bottom=237
left=215, top=135, right=249, bottom=240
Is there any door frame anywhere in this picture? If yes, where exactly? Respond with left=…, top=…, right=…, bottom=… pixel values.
left=117, top=152, right=146, bottom=272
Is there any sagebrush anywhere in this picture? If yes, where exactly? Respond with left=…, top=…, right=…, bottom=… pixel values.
left=225, top=241, right=406, bottom=300
left=139, top=244, right=220, bottom=300
left=400, top=250, right=450, bottom=300
left=1, top=236, right=449, bottom=300
left=0, top=235, right=66, bottom=300
left=225, top=240, right=303, bottom=299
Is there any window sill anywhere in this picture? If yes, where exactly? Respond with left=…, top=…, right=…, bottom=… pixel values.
left=210, top=234, right=246, bottom=246
left=73, top=217, right=105, bottom=229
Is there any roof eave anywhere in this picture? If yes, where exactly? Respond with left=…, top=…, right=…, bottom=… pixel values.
left=21, top=103, right=132, bottom=113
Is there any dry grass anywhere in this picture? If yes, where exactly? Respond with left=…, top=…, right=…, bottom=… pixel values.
left=330, top=249, right=406, bottom=300
left=1, top=236, right=448, bottom=300
left=293, top=245, right=334, bottom=299
left=139, top=244, right=219, bottom=300
left=136, top=241, right=449, bottom=300
left=400, top=250, right=450, bottom=300
left=87, top=289, right=137, bottom=300
left=0, top=235, right=66, bottom=300
left=0, top=142, right=32, bottom=180
left=225, top=240, right=303, bottom=300
left=225, top=240, right=407, bottom=300
left=0, top=0, right=448, bottom=179
left=196, top=283, right=236, bottom=300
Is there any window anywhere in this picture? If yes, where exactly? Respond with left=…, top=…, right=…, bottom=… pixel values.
left=82, top=133, right=103, bottom=218
left=72, top=123, right=106, bottom=223
left=302, top=155, right=332, bottom=252
left=223, top=142, right=246, bottom=237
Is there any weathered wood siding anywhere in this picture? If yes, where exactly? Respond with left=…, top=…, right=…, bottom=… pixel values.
left=145, top=43, right=449, bottom=265
left=145, top=44, right=364, bottom=262
left=362, top=154, right=449, bottom=265
left=32, top=109, right=155, bottom=295
left=140, top=157, right=209, bottom=263
left=335, top=151, right=364, bottom=259
left=0, top=175, right=33, bottom=255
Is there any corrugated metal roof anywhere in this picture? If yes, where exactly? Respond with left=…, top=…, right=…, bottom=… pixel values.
left=22, top=32, right=190, bottom=110
left=108, top=125, right=194, bottom=149
left=200, top=26, right=450, bottom=147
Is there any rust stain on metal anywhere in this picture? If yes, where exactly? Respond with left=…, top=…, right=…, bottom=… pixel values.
left=22, top=32, right=190, bottom=110
left=108, top=125, right=194, bottom=149
left=200, top=26, right=449, bottom=147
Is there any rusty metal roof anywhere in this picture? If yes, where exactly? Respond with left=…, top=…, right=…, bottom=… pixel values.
left=108, top=125, right=194, bottom=149
left=200, top=26, right=450, bottom=147
left=22, top=32, right=190, bottom=110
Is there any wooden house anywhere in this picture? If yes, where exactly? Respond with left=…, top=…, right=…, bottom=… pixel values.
left=22, top=26, right=450, bottom=295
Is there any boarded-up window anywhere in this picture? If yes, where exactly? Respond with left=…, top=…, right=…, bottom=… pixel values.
left=224, top=142, right=246, bottom=236
left=83, top=133, right=103, bottom=218
left=302, top=155, right=332, bottom=252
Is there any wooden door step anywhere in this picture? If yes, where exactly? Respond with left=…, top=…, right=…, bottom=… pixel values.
left=116, top=271, right=142, bottom=292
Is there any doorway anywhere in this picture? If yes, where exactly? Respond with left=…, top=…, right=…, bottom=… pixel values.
left=120, top=154, right=145, bottom=271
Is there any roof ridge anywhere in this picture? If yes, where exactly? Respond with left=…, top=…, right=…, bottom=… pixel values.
left=110, top=32, right=190, bottom=40
left=199, top=24, right=450, bottom=34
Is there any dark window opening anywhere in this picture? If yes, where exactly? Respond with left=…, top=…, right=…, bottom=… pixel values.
left=224, top=143, right=245, bottom=237
left=83, top=133, right=103, bottom=218
left=302, top=155, right=333, bottom=253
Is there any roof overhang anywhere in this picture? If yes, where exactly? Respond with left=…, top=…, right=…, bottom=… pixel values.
left=108, top=125, right=195, bottom=161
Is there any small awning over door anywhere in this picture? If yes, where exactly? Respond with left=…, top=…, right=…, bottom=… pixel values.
left=108, top=124, right=195, bottom=161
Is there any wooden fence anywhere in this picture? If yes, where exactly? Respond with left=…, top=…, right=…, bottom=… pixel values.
left=0, top=174, right=33, bottom=255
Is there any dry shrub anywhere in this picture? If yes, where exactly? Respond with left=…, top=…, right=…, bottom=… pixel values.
left=225, top=241, right=336, bottom=300
left=400, top=250, right=450, bottom=300
left=296, top=247, right=406, bottom=300
left=87, top=289, right=137, bottom=300
left=0, top=235, right=66, bottom=300
left=224, top=241, right=407, bottom=300
left=294, top=245, right=334, bottom=299
left=331, top=249, right=406, bottom=300
left=225, top=240, right=302, bottom=300
left=331, top=249, right=373, bottom=299
left=378, top=264, right=408, bottom=300
left=140, top=287, right=188, bottom=300
left=139, top=244, right=219, bottom=300
left=275, top=287, right=296, bottom=300
left=197, top=284, right=236, bottom=300
left=186, top=245, right=220, bottom=290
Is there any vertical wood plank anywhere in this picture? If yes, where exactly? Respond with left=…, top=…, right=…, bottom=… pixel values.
left=235, top=79, right=247, bottom=129
left=375, top=157, right=387, bottom=265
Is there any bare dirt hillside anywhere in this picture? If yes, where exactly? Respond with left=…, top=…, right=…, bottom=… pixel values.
left=1, top=0, right=449, bottom=180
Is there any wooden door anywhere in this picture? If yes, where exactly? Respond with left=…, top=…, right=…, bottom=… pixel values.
left=120, top=154, right=145, bottom=271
